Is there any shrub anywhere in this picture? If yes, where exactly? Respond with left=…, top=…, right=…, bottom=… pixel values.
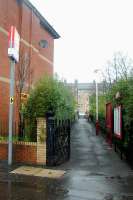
left=25, top=76, right=76, bottom=120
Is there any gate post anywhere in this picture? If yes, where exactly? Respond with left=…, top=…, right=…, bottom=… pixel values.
left=106, top=103, right=113, bottom=147
left=46, top=116, right=55, bottom=166
left=36, top=118, right=47, bottom=165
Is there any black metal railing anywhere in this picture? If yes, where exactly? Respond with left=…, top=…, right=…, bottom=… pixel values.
left=0, top=119, right=37, bottom=142
left=46, top=117, right=71, bottom=166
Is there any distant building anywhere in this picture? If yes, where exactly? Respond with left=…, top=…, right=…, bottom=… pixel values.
left=67, top=80, right=78, bottom=103
left=67, top=81, right=103, bottom=114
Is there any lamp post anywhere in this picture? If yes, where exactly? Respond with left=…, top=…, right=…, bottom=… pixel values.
left=96, top=79, right=98, bottom=121
left=94, top=69, right=100, bottom=135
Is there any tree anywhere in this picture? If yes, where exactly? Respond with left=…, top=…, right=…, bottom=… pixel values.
left=25, top=76, right=76, bottom=121
left=90, top=52, right=133, bottom=136
left=102, top=52, right=133, bottom=149
left=16, top=49, right=33, bottom=138
left=102, top=52, right=133, bottom=92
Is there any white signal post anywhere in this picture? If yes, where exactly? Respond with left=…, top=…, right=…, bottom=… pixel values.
left=8, top=26, right=20, bottom=165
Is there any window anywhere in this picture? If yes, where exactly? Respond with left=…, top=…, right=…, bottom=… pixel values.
left=39, top=40, right=48, bottom=48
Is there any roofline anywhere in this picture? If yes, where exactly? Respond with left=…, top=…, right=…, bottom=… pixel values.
left=18, top=0, right=60, bottom=39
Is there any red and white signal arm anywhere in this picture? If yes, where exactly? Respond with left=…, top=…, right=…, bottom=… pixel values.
left=8, top=26, right=20, bottom=63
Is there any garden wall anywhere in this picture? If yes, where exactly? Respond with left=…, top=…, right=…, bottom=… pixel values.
left=0, top=141, right=37, bottom=164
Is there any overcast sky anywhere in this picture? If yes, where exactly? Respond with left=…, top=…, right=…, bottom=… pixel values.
left=30, top=0, right=133, bottom=83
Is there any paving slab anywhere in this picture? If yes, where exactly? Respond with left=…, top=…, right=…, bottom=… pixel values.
left=10, top=166, right=66, bottom=179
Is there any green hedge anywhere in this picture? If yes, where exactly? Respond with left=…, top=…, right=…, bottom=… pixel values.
left=25, top=76, right=76, bottom=121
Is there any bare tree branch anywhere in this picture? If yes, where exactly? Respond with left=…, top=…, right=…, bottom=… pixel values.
left=15, top=48, right=34, bottom=138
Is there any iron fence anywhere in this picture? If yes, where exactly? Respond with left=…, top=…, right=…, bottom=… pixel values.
left=46, top=117, right=71, bottom=166
left=0, top=119, right=37, bottom=142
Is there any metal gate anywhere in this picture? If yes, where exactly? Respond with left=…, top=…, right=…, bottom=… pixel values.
left=46, top=117, right=70, bottom=166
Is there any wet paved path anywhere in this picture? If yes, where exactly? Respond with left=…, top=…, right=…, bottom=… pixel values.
left=0, top=119, right=133, bottom=199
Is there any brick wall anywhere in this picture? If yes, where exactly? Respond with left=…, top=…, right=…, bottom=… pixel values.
left=0, top=142, right=37, bottom=164
left=37, top=118, right=47, bottom=165
left=0, top=142, right=8, bottom=160
left=0, top=0, right=56, bottom=124
left=13, top=142, right=37, bottom=164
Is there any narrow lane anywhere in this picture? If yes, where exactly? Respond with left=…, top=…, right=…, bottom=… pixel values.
left=60, top=119, right=133, bottom=200
left=0, top=119, right=133, bottom=200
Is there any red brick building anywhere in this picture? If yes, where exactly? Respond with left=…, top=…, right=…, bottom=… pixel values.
left=0, top=0, right=60, bottom=127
